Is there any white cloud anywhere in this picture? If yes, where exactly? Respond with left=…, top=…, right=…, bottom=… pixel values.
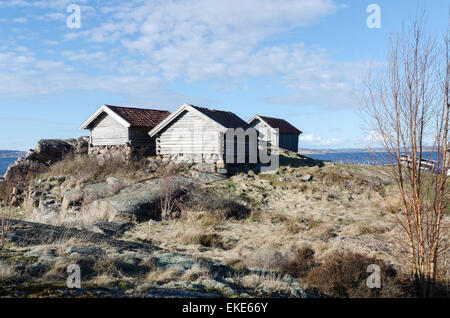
left=13, top=17, right=27, bottom=23
left=36, top=12, right=66, bottom=22
left=42, top=40, right=60, bottom=45
left=0, top=0, right=89, bottom=9
left=0, top=0, right=367, bottom=111
left=363, top=130, right=385, bottom=148
left=299, top=134, right=342, bottom=146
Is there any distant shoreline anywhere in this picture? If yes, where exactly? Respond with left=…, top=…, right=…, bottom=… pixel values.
left=0, top=150, right=26, bottom=159
left=299, top=147, right=435, bottom=155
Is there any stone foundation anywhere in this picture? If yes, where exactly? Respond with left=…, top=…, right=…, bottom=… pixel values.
left=157, top=153, right=225, bottom=174
left=88, top=145, right=155, bottom=163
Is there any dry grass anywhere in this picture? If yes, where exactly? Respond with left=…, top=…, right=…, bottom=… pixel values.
left=0, top=180, right=14, bottom=204
left=235, top=272, right=287, bottom=293
left=27, top=204, right=116, bottom=227
left=181, top=264, right=212, bottom=282
left=126, top=162, right=406, bottom=283
left=0, top=263, right=21, bottom=283
left=0, top=207, right=15, bottom=247
left=43, top=155, right=148, bottom=183
left=146, top=266, right=182, bottom=283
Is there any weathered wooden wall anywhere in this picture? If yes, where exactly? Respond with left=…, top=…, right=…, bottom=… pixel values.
left=279, top=134, right=299, bottom=152
left=90, top=113, right=129, bottom=146
left=157, top=110, right=220, bottom=155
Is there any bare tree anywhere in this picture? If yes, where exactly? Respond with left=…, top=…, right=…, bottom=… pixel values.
left=361, top=13, right=449, bottom=297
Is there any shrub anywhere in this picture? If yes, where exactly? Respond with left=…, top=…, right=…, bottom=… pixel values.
left=304, top=251, right=415, bottom=298
left=281, top=247, right=317, bottom=278
left=243, top=248, right=285, bottom=271
left=184, top=233, right=232, bottom=250
left=181, top=187, right=250, bottom=220
left=198, top=234, right=225, bottom=249
left=159, top=178, right=182, bottom=220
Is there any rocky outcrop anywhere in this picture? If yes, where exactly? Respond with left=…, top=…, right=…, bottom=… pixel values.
left=20, top=172, right=225, bottom=226
left=3, top=137, right=89, bottom=183
left=3, top=158, right=49, bottom=184
left=86, top=177, right=189, bottom=222
left=25, top=137, right=89, bottom=164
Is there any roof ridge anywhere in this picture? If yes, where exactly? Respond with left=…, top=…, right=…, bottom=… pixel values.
left=191, top=105, right=233, bottom=114
left=260, top=115, right=288, bottom=121
left=105, top=105, right=170, bottom=112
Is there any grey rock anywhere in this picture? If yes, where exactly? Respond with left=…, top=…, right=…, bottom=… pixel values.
left=192, top=163, right=216, bottom=173
left=301, top=174, right=313, bottom=182
left=90, top=222, right=135, bottom=238
left=67, top=246, right=106, bottom=257
left=217, top=168, right=228, bottom=175
left=86, top=178, right=186, bottom=222
left=3, top=137, right=88, bottom=183
left=3, top=159, right=48, bottom=183
left=106, top=177, right=120, bottom=186
left=34, top=139, right=74, bottom=164
left=62, top=189, right=84, bottom=210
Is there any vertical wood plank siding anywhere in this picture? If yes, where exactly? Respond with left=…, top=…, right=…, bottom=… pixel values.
left=157, top=110, right=220, bottom=155
left=91, top=113, right=129, bottom=146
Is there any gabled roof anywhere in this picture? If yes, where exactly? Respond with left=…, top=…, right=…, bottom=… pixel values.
left=79, top=105, right=171, bottom=130
left=149, top=104, right=250, bottom=137
left=191, top=105, right=250, bottom=129
left=249, top=115, right=302, bottom=135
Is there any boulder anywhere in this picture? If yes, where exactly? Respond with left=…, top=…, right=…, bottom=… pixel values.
left=85, top=177, right=189, bottom=222
left=34, top=139, right=74, bottom=164
left=86, top=180, right=165, bottom=222
left=62, top=189, right=84, bottom=210
left=66, top=136, right=89, bottom=156
left=192, top=163, right=216, bottom=173
left=3, top=137, right=89, bottom=183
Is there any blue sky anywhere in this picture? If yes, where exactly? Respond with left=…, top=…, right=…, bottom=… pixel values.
left=0, top=0, right=448, bottom=150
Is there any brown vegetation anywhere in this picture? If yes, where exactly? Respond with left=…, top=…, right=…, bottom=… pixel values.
left=45, top=155, right=149, bottom=183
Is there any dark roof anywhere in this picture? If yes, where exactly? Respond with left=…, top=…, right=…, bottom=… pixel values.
left=191, top=105, right=250, bottom=129
left=258, top=116, right=302, bottom=135
left=106, top=105, right=171, bottom=128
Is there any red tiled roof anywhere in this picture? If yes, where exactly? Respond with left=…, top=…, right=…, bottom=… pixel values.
left=191, top=105, right=250, bottom=129
left=106, top=105, right=171, bottom=128
left=259, top=116, right=302, bottom=135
